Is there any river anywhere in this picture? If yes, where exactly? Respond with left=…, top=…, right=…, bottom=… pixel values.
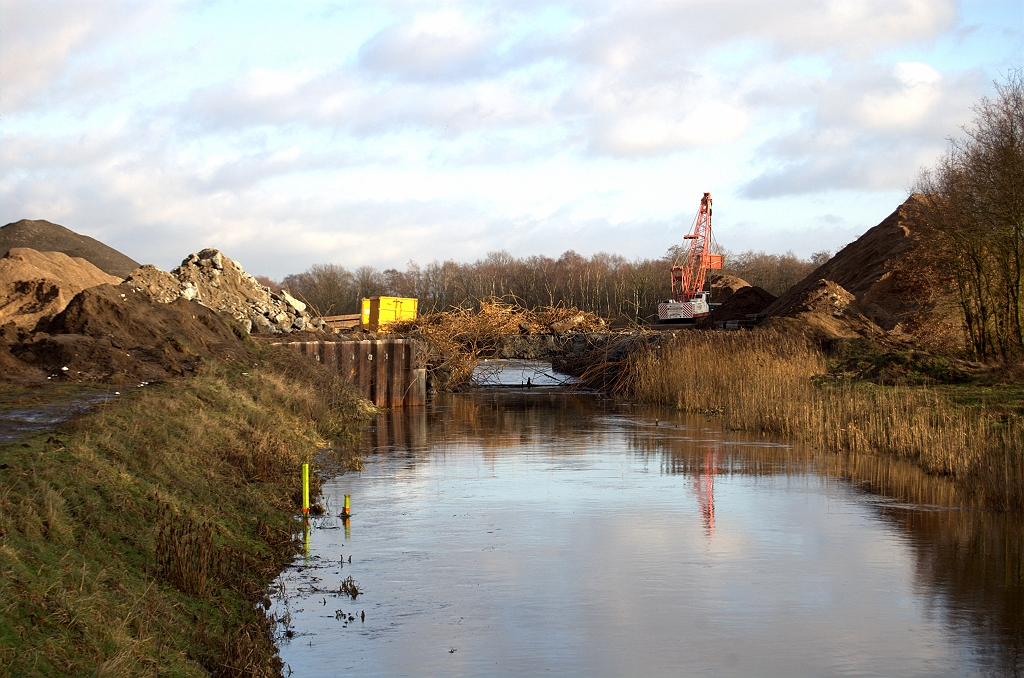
left=271, top=365, right=1023, bottom=677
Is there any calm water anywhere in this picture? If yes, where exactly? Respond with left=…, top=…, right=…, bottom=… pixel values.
left=273, top=384, right=1024, bottom=677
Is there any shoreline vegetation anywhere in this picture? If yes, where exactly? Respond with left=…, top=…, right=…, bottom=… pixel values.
left=0, top=347, right=374, bottom=677
left=586, top=330, right=1023, bottom=511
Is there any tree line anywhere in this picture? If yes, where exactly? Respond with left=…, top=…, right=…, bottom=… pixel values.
left=258, top=247, right=828, bottom=324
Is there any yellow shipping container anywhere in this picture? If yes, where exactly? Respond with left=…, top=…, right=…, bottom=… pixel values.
left=361, top=296, right=418, bottom=331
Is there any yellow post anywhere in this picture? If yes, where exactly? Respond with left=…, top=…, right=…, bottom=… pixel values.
left=302, top=463, right=310, bottom=516
left=342, top=494, right=351, bottom=518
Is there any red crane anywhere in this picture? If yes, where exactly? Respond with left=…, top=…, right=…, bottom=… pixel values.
left=658, top=192, right=723, bottom=322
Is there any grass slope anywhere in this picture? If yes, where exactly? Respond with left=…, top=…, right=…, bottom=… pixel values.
left=0, top=348, right=374, bottom=676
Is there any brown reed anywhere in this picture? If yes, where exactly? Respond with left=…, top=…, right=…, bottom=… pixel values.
left=615, top=329, right=1024, bottom=510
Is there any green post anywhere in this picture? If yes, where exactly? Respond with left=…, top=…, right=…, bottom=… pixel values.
left=302, top=463, right=310, bottom=517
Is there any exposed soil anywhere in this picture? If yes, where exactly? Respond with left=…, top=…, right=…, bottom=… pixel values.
left=0, top=219, right=139, bottom=278
left=0, top=247, right=122, bottom=332
left=698, top=285, right=776, bottom=328
left=760, top=195, right=961, bottom=346
left=708, top=274, right=751, bottom=304
left=8, top=284, right=251, bottom=384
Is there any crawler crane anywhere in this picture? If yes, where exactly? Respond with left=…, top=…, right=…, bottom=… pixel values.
left=658, top=192, right=723, bottom=322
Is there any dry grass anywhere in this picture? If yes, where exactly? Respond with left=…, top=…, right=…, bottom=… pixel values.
left=390, top=297, right=608, bottom=390
left=608, top=329, right=1024, bottom=510
left=0, top=348, right=374, bottom=677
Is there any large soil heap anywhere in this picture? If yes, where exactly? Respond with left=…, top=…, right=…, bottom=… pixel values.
left=709, top=274, right=752, bottom=304
left=0, top=225, right=290, bottom=383
left=760, top=195, right=961, bottom=346
left=0, top=219, right=140, bottom=278
left=123, top=249, right=324, bottom=335
left=6, top=284, right=250, bottom=384
left=698, top=285, right=777, bottom=329
left=0, top=248, right=122, bottom=331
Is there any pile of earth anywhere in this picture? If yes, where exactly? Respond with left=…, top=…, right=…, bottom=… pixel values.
left=697, top=285, right=776, bottom=329
left=0, top=248, right=122, bottom=332
left=0, top=220, right=299, bottom=384
left=123, top=249, right=326, bottom=335
left=0, top=219, right=140, bottom=277
left=759, top=195, right=962, bottom=347
left=3, top=284, right=251, bottom=384
left=759, top=279, right=883, bottom=343
left=708, top=274, right=752, bottom=304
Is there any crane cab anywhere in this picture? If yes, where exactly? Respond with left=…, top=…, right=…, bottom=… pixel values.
left=658, top=292, right=710, bottom=322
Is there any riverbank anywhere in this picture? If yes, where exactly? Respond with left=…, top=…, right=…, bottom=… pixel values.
left=0, top=347, right=374, bottom=676
left=579, top=330, right=1023, bottom=511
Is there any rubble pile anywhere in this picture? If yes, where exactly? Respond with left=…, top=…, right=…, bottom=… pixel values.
left=123, top=249, right=325, bottom=335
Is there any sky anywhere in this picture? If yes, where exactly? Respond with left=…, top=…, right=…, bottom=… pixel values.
left=1, top=1, right=1021, bottom=279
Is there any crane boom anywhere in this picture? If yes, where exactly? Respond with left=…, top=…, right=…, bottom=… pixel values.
left=671, top=192, right=713, bottom=302
left=657, top=191, right=723, bottom=323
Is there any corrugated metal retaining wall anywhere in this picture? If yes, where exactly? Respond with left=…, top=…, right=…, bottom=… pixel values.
left=279, top=339, right=426, bottom=407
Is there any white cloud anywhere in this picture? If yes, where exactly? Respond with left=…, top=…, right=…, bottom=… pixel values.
left=0, top=0, right=164, bottom=113
left=358, top=11, right=495, bottom=81
left=594, top=101, right=750, bottom=156
left=0, top=0, right=1015, bottom=276
left=740, top=63, right=987, bottom=197
left=856, top=62, right=943, bottom=131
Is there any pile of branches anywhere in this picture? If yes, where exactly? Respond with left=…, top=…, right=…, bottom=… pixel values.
left=390, top=297, right=607, bottom=390
left=555, top=333, right=661, bottom=391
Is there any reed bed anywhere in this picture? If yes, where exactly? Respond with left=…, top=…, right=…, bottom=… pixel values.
left=614, top=330, right=1024, bottom=510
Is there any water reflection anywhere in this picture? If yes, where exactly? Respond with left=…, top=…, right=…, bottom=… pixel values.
left=278, top=392, right=1023, bottom=676
left=695, top=451, right=716, bottom=537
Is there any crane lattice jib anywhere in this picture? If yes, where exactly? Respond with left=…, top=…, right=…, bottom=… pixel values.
left=671, top=192, right=712, bottom=302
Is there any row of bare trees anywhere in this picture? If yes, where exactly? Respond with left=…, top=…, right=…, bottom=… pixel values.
left=267, top=247, right=826, bottom=323
left=916, top=70, right=1024, bottom=361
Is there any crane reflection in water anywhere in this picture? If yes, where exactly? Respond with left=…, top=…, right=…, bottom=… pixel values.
left=694, top=450, right=717, bottom=537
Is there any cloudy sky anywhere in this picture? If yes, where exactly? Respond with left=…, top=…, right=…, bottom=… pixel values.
left=1, top=1, right=1021, bottom=279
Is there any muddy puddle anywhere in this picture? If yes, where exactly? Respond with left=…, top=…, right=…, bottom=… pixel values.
left=0, top=391, right=120, bottom=443
left=272, top=375, right=1023, bottom=677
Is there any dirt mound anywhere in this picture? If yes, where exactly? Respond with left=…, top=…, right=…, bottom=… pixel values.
left=698, top=285, right=775, bottom=328
left=0, top=248, right=122, bottom=332
left=761, top=196, right=961, bottom=346
left=123, top=249, right=325, bottom=335
left=8, top=284, right=251, bottom=384
left=709, top=274, right=751, bottom=304
left=759, top=279, right=882, bottom=344
left=0, top=219, right=139, bottom=278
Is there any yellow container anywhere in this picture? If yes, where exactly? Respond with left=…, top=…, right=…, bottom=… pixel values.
left=361, top=296, right=418, bottom=331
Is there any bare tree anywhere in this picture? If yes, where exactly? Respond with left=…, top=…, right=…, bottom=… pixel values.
left=916, top=69, right=1024, bottom=360
left=283, top=264, right=355, bottom=315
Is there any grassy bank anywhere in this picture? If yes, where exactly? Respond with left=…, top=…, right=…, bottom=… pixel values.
left=0, top=349, right=374, bottom=676
left=613, top=331, right=1023, bottom=511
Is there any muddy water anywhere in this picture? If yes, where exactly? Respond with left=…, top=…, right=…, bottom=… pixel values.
left=273, top=389, right=1023, bottom=677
